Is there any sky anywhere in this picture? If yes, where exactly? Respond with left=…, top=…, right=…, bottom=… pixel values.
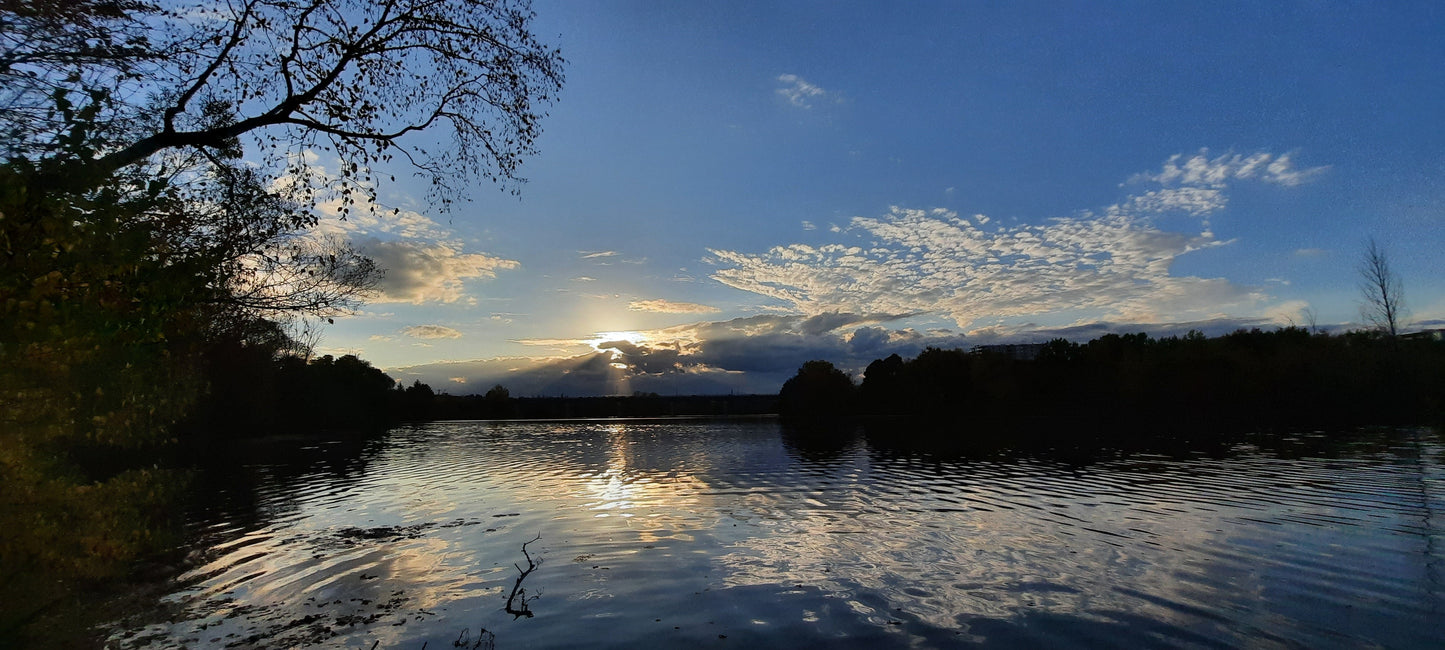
left=306, top=1, right=1445, bottom=396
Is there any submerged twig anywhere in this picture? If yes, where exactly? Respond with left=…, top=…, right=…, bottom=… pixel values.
left=453, top=626, right=495, bottom=649
left=504, top=533, right=543, bottom=619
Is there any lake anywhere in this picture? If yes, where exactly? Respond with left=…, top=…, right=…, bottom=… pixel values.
left=106, top=420, right=1444, bottom=648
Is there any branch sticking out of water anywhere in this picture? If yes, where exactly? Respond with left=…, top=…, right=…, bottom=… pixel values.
left=505, top=534, right=542, bottom=619
left=453, top=626, right=496, bottom=649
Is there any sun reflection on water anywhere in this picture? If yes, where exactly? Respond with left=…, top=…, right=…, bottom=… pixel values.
left=107, top=423, right=1445, bottom=649
left=579, top=425, right=711, bottom=522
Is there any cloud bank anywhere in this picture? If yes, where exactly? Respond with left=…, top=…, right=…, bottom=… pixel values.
left=709, top=208, right=1242, bottom=327
left=360, top=238, right=518, bottom=304
left=292, top=163, right=520, bottom=306
left=395, top=312, right=1294, bottom=397
left=709, top=151, right=1322, bottom=330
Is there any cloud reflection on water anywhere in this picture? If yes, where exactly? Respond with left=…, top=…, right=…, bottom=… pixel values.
left=108, top=423, right=1444, bottom=649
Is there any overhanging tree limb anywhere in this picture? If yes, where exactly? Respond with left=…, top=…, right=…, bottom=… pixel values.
left=5, top=0, right=565, bottom=204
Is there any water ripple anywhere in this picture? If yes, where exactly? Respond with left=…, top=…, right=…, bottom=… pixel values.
left=105, top=423, right=1445, bottom=649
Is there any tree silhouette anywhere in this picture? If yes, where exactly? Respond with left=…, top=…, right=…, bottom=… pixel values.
left=847, top=327, right=1445, bottom=444
left=154, top=160, right=382, bottom=322
left=396, top=380, right=436, bottom=422
left=779, top=360, right=856, bottom=418
left=3, top=0, right=565, bottom=206
left=485, top=384, right=516, bottom=418
left=0, top=0, right=157, bottom=158
left=1359, top=238, right=1407, bottom=337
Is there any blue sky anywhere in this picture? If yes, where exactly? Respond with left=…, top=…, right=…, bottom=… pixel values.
left=308, top=1, right=1445, bottom=396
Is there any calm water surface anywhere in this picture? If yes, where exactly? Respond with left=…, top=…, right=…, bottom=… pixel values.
left=108, top=421, right=1444, bottom=648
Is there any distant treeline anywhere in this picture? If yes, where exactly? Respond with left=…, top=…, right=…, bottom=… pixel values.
left=780, top=328, right=1445, bottom=438
left=423, top=392, right=778, bottom=420
left=184, top=336, right=779, bottom=435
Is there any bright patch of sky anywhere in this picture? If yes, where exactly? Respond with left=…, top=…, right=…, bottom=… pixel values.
left=310, top=1, right=1445, bottom=395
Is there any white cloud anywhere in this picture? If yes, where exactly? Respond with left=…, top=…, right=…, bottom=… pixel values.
left=267, top=164, right=519, bottom=307
left=1110, top=187, right=1227, bottom=217
left=1264, top=154, right=1328, bottom=186
left=627, top=299, right=722, bottom=314
left=235, top=161, right=524, bottom=312
left=776, top=73, right=828, bottom=108
left=400, top=324, right=464, bottom=339
left=706, top=152, right=1322, bottom=330
left=359, top=238, right=519, bottom=304
left=801, top=220, right=817, bottom=231
left=709, top=208, right=1243, bottom=328
left=309, top=200, right=450, bottom=243
left=1131, top=150, right=1328, bottom=188
left=579, top=250, right=619, bottom=259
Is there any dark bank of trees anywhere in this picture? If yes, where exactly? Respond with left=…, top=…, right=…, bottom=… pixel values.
left=778, top=360, right=857, bottom=419
left=374, top=376, right=779, bottom=422
left=1, top=0, right=564, bottom=635
left=780, top=328, right=1445, bottom=445
left=387, top=386, right=777, bottom=421
left=188, top=346, right=406, bottom=435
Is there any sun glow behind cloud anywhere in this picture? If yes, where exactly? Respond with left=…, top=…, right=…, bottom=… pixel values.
left=588, top=330, right=650, bottom=352
left=395, top=308, right=1307, bottom=397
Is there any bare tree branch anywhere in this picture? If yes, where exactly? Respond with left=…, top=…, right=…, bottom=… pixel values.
left=504, top=533, right=542, bottom=619
left=4, top=0, right=564, bottom=207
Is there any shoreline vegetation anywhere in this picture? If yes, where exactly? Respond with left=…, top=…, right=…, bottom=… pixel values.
left=194, top=325, right=1445, bottom=443
left=781, top=327, right=1445, bottom=441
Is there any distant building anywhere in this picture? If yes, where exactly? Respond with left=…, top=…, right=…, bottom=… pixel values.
left=971, top=343, right=1046, bottom=361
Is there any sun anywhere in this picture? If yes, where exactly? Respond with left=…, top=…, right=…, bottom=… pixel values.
left=587, top=330, right=649, bottom=352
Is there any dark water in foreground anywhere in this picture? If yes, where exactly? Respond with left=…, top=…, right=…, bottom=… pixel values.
left=107, top=421, right=1444, bottom=648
